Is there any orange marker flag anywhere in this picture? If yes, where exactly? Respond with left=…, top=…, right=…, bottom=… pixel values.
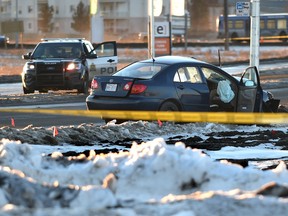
left=53, top=126, right=59, bottom=137
left=157, top=119, right=163, bottom=127
left=11, top=118, right=15, bottom=127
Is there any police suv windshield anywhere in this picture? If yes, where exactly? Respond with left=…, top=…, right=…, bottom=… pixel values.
left=32, top=43, right=83, bottom=59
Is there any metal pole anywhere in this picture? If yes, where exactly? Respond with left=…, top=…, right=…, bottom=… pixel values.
left=149, top=0, right=155, bottom=59
left=169, top=0, right=172, bottom=55
left=184, top=0, right=188, bottom=51
left=224, top=0, right=229, bottom=51
left=184, top=12, right=188, bottom=51
left=250, top=0, right=260, bottom=68
left=15, top=0, right=19, bottom=48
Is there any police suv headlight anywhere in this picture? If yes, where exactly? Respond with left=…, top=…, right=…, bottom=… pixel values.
left=24, top=63, right=35, bottom=71
left=67, top=62, right=81, bottom=71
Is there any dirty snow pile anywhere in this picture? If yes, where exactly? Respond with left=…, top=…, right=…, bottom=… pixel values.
left=0, top=121, right=288, bottom=215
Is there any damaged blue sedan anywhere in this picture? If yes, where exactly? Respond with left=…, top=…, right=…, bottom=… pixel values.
left=86, top=56, right=281, bottom=119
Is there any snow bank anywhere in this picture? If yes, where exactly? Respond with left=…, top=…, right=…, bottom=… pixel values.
left=0, top=136, right=288, bottom=215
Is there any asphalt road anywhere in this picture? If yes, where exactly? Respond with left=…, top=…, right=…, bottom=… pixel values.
left=1, top=86, right=288, bottom=129
left=0, top=103, right=105, bottom=128
left=0, top=64, right=288, bottom=128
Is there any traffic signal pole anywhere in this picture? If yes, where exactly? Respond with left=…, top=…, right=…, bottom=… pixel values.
left=249, top=0, right=260, bottom=68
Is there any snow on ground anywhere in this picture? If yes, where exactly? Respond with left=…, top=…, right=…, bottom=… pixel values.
left=0, top=121, right=288, bottom=215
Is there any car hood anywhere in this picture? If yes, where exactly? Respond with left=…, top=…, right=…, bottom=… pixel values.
left=26, top=58, right=81, bottom=63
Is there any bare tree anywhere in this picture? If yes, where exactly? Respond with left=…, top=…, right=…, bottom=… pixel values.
left=71, top=1, right=90, bottom=33
left=38, top=3, right=54, bottom=33
left=188, top=0, right=209, bottom=34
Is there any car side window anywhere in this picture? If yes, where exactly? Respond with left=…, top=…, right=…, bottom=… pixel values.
left=201, top=66, right=236, bottom=105
left=173, top=67, right=202, bottom=83
left=186, top=67, right=203, bottom=83
left=94, top=43, right=114, bottom=57
left=201, top=67, right=227, bottom=82
left=242, top=67, right=258, bottom=86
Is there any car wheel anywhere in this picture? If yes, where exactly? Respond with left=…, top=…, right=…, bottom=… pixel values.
left=159, top=101, right=179, bottom=111
left=78, top=76, right=89, bottom=94
left=23, top=86, right=34, bottom=94
left=39, top=89, right=48, bottom=93
left=277, top=105, right=288, bottom=113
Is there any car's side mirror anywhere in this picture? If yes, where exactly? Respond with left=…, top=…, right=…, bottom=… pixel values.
left=244, top=80, right=254, bottom=87
left=22, top=52, right=31, bottom=60
left=86, top=53, right=97, bottom=59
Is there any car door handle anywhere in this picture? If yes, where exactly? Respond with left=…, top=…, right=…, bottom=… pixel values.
left=177, top=85, right=185, bottom=90
left=107, top=59, right=115, bottom=63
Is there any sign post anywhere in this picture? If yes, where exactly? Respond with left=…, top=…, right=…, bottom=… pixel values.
left=90, top=0, right=104, bottom=43
left=236, top=2, right=250, bottom=16
left=154, top=22, right=171, bottom=56
left=249, top=0, right=260, bottom=69
left=236, top=1, right=260, bottom=69
left=148, top=0, right=155, bottom=59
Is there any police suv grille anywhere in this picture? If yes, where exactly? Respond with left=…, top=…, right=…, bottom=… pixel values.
left=36, top=62, right=63, bottom=74
left=35, top=62, right=64, bottom=86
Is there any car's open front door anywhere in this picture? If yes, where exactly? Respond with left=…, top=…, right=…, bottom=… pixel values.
left=236, top=66, right=262, bottom=112
left=86, top=41, right=118, bottom=81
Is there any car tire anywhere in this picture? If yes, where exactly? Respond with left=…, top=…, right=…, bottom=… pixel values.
left=277, top=105, right=288, bottom=113
left=159, top=101, right=179, bottom=111
left=78, top=75, right=89, bottom=94
left=23, top=86, right=34, bottom=94
left=39, top=89, right=48, bottom=93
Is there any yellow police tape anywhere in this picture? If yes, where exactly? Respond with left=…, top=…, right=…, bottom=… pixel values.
left=1, top=108, right=288, bottom=124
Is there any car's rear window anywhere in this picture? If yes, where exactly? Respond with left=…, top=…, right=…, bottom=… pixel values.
left=114, top=62, right=166, bottom=79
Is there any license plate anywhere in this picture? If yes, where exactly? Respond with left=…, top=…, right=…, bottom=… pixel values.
left=105, top=83, right=117, bottom=92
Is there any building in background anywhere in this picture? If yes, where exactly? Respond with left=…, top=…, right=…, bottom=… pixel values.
left=0, top=0, right=90, bottom=41
left=0, top=0, right=189, bottom=42
left=0, top=0, right=287, bottom=42
left=99, top=0, right=147, bottom=36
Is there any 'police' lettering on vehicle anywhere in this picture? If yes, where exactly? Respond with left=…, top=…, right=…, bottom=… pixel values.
left=101, top=67, right=116, bottom=74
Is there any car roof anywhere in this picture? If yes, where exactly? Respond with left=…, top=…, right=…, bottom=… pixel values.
left=140, top=55, right=208, bottom=65
left=39, top=38, right=89, bottom=44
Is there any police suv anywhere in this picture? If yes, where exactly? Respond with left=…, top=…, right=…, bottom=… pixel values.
left=21, top=38, right=118, bottom=94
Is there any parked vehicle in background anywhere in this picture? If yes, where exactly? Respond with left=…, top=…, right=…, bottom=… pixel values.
left=0, top=35, right=9, bottom=47
left=172, top=34, right=185, bottom=43
left=86, top=56, right=281, bottom=123
left=21, top=38, right=117, bottom=94
left=217, top=13, right=288, bottom=43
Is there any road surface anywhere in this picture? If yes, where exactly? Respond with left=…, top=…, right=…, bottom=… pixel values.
left=0, top=62, right=287, bottom=128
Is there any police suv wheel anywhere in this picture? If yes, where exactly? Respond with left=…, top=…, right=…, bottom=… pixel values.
left=23, top=86, right=34, bottom=94
left=78, top=77, right=89, bottom=94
